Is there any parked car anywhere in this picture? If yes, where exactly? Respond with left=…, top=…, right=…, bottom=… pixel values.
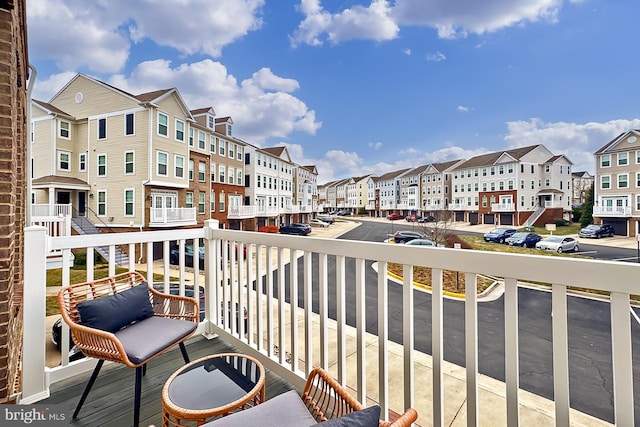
left=279, top=223, right=312, bottom=235
left=316, top=215, right=335, bottom=224
left=170, top=243, right=205, bottom=269
left=535, top=236, right=579, bottom=253
left=417, top=215, right=436, bottom=223
left=505, top=232, right=542, bottom=248
left=310, top=218, right=329, bottom=228
left=406, top=214, right=420, bottom=222
left=392, top=230, right=427, bottom=244
left=387, top=213, right=403, bottom=220
left=405, top=238, right=441, bottom=247
left=483, top=227, right=517, bottom=243
left=336, top=210, right=352, bottom=216
left=578, top=223, right=615, bottom=239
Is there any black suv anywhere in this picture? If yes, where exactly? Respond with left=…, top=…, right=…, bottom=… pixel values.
left=578, top=223, right=615, bottom=238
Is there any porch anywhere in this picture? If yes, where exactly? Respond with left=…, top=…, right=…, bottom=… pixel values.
left=22, top=221, right=637, bottom=426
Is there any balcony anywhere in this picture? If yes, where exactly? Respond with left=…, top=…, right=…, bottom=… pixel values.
left=448, top=203, right=467, bottom=210
left=228, top=205, right=257, bottom=219
left=593, top=206, right=632, bottom=217
left=22, top=222, right=637, bottom=426
left=256, top=206, right=279, bottom=217
left=31, top=203, right=72, bottom=218
left=149, top=207, right=196, bottom=226
left=283, top=204, right=300, bottom=214
left=491, top=203, right=515, bottom=212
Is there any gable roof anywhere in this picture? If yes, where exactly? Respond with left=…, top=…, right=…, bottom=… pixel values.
left=453, top=145, right=541, bottom=169
left=374, top=168, right=411, bottom=182
left=594, top=130, right=640, bottom=154
left=32, top=99, right=74, bottom=118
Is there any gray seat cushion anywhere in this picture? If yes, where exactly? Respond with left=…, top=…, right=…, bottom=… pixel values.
left=115, top=316, right=196, bottom=365
left=201, top=389, right=317, bottom=427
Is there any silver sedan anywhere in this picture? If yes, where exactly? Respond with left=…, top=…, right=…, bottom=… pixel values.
left=535, top=236, right=579, bottom=253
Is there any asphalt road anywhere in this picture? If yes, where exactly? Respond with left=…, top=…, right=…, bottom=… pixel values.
left=258, top=221, right=639, bottom=424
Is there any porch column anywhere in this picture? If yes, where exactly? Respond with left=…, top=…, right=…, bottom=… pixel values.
left=21, top=226, right=49, bottom=403
left=48, top=186, right=55, bottom=215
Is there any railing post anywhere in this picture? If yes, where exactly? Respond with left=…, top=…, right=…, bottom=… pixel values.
left=21, top=226, right=49, bottom=404
left=203, top=219, right=220, bottom=338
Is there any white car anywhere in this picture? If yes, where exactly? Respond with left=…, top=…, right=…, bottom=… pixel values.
left=535, top=236, right=579, bottom=253
left=309, top=218, right=330, bottom=228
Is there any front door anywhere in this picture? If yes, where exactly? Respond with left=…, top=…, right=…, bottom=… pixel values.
left=78, top=192, right=86, bottom=216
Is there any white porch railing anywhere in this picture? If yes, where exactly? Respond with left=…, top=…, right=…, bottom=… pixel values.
left=491, top=203, right=515, bottom=212
left=149, top=207, right=197, bottom=226
left=22, top=222, right=637, bottom=426
left=228, top=205, right=257, bottom=219
left=544, top=201, right=564, bottom=209
left=31, top=203, right=72, bottom=217
left=448, top=203, right=467, bottom=210
left=593, top=206, right=632, bottom=216
left=283, top=205, right=300, bottom=214
left=256, top=206, right=279, bottom=217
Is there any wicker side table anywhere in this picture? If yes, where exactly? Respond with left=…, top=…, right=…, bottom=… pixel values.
left=161, top=353, right=265, bottom=427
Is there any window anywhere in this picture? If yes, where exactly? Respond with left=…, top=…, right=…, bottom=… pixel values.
left=210, top=191, right=215, bottom=211
left=507, top=164, right=513, bottom=174
left=601, top=175, right=610, bottom=189
left=219, top=192, right=225, bottom=211
left=58, top=151, right=70, bottom=171
left=98, top=118, right=106, bottom=139
left=474, top=183, right=478, bottom=191
left=508, top=180, right=514, bottom=190
left=237, top=169, right=242, bottom=185
left=175, top=155, right=184, bottom=178
left=158, top=113, right=168, bottom=136
left=208, top=115, right=215, bottom=129
left=157, top=151, right=168, bottom=176
left=198, top=131, right=205, bottom=150
left=490, top=167, right=495, bottom=176
left=531, top=180, right=535, bottom=190
left=219, top=164, right=225, bottom=183
left=198, top=193, right=205, bottom=214
left=228, top=167, right=234, bottom=185
left=545, top=164, right=550, bottom=173
left=175, top=120, right=184, bottom=142
left=59, top=120, right=70, bottom=139
left=227, top=124, right=232, bottom=136
left=229, top=143, right=234, bottom=158
left=97, top=190, right=106, bottom=216
left=499, top=165, right=504, bottom=175
left=189, top=128, right=194, bottom=146
left=618, top=174, right=628, bottom=189
left=198, top=162, right=206, bottom=182
left=636, top=172, right=640, bottom=187
left=125, top=151, right=134, bottom=174
left=618, top=152, right=628, bottom=166
left=545, top=178, right=550, bottom=187
left=97, top=154, right=107, bottom=176
left=124, top=189, right=134, bottom=216
left=237, top=146, right=243, bottom=161
left=637, top=194, right=640, bottom=211
left=490, top=182, right=495, bottom=191
left=520, top=179, right=524, bottom=189
left=79, top=153, right=86, bottom=172
left=210, top=136, right=216, bottom=153
left=188, top=160, right=194, bottom=180
left=257, top=175, right=261, bottom=188
left=600, top=154, right=611, bottom=168
left=520, top=195, right=525, bottom=207
left=125, top=113, right=134, bottom=135
left=499, top=181, right=504, bottom=190
left=482, top=182, right=487, bottom=192
left=185, top=192, right=193, bottom=208
left=636, top=150, right=640, bottom=165
left=219, top=140, right=226, bottom=156
left=482, top=196, right=487, bottom=207
left=210, top=163, right=216, bottom=182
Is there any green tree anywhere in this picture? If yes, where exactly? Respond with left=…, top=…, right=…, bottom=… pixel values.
left=580, top=184, right=594, bottom=227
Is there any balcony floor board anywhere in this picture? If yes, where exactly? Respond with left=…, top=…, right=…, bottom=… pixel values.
left=42, top=336, right=295, bottom=427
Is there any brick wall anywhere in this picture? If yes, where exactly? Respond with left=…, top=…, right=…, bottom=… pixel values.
left=0, top=1, right=28, bottom=403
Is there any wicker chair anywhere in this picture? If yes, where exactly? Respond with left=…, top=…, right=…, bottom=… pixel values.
left=301, top=368, right=418, bottom=426
left=57, top=271, right=199, bottom=427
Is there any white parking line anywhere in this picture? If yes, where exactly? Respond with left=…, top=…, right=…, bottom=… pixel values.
left=613, top=256, right=640, bottom=262
left=574, top=250, right=598, bottom=255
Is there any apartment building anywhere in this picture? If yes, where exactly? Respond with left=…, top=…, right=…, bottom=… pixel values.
left=593, top=130, right=640, bottom=236
left=420, top=159, right=465, bottom=217
left=399, top=165, right=428, bottom=214
left=242, top=145, right=296, bottom=229
left=374, top=168, right=410, bottom=216
left=450, top=145, right=572, bottom=226
left=571, top=171, right=594, bottom=207
left=294, top=164, right=319, bottom=222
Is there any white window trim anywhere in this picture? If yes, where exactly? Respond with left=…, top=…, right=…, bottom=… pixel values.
left=617, top=172, right=629, bottom=189
left=198, top=162, right=206, bottom=182
left=58, top=120, right=70, bottom=140
left=618, top=152, right=629, bottom=166
left=97, top=153, right=107, bottom=177
left=188, top=159, right=194, bottom=181
left=174, top=155, right=185, bottom=179
left=124, top=151, right=135, bottom=175
left=636, top=171, right=640, bottom=188
left=600, top=154, right=611, bottom=168
left=157, top=112, right=169, bottom=138
left=157, top=150, right=169, bottom=177
left=600, top=174, right=611, bottom=189
left=636, top=150, right=640, bottom=165
left=175, top=119, right=185, bottom=142
left=58, top=150, right=71, bottom=172
left=198, top=131, right=206, bottom=150
left=198, top=192, right=206, bottom=214
left=97, top=190, right=107, bottom=217
left=124, top=188, right=135, bottom=217
left=79, top=153, right=86, bottom=172
left=185, top=192, right=194, bottom=209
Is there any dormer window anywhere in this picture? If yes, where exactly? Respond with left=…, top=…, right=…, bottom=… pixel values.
left=227, top=124, right=232, bottom=137
left=207, top=115, right=214, bottom=129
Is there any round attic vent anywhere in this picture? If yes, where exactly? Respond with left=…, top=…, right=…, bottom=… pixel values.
left=75, top=92, right=84, bottom=103
left=628, top=136, right=637, bottom=143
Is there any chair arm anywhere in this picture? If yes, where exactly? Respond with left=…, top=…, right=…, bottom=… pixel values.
left=301, top=367, right=363, bottom=422
left=67, top=322, right=132, bottom=365
left=148, top=286, right=199, bottom=322
left=380, top=408, right=418, bottom=427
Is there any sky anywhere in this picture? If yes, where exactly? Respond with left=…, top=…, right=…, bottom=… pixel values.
left=26, top=0, right=640, bottom=183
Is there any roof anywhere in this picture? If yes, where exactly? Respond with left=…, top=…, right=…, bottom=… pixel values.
left=32, top=175, right=90, bottom=189
left=262, top=146, right=286, bottom=157
left=134, top=88, right=173, bottom=103
left=572, top=171, right=593, bottom=178
left=594, top=130, right=640, bottom=154
left=374, top=168, right=411, bottom=182
left=432, top=159, right=464, bottom=172
left=190, top=107, right=214, bottom=116
left=453, top=145, right=541, bottom=170
left=32, top=99, right=74, bottom=118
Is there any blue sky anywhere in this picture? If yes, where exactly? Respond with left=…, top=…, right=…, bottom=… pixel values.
left=26, top=0, right=640, bottom=183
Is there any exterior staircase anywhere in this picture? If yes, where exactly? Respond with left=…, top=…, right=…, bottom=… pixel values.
left=71, top=216, right=129, bottom=266
left=523, top=205, right=545, bottom=227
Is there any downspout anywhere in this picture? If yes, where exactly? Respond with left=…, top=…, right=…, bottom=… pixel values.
left=26, top=64, right=37, bottom=225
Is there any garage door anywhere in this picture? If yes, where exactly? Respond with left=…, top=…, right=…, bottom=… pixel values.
left=499, top=213, right=513, bottom=225
left=469, top=212, right=478, bottom=223
left=483, top=214, right=495, bottom=225
left=455, top=211, right=465, bottom=222
left=603, top=219, right=627, bottom=236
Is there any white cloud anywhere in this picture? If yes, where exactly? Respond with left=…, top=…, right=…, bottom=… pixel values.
left=503, top=117, right=640, bottom=173
left=369, top=142, right=383, bottom=150
left=426, top=51, right=447, bottom=62
left=457, top=105, right=470, bottom=112
left=110, top=59, right=320, bottom=145
left=291, top=0, right=398, bottom=47
left=402, top=48, right=412, bottom=55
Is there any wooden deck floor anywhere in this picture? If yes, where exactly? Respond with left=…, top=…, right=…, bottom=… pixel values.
left=42, top=336, right=296, bottom=427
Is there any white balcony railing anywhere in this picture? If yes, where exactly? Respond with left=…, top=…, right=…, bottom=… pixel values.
left=256, top=206, right=279, bottom=217
left=149, top=207, right=197, bottom=226
left=365, top=203, right=375, bottom=210
left=448, top=203, right=467, bottom=210
left=22, top=223, right=638, bottom=426
left=228, top=205, right=257, bottom=219
left=283, top=205, right=300, bottom=214
left=593, top=206, right=632, bottom=217
left=491, top=203, right=515, bottom=212
left=544, top=201, right=564, bottom=209
left=31, top=203, right=72, bottom=218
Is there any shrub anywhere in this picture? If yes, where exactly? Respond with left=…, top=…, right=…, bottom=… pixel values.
left=554, top=218, right=568, bottom=226
left=258, top=225, right=279, bottom=233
